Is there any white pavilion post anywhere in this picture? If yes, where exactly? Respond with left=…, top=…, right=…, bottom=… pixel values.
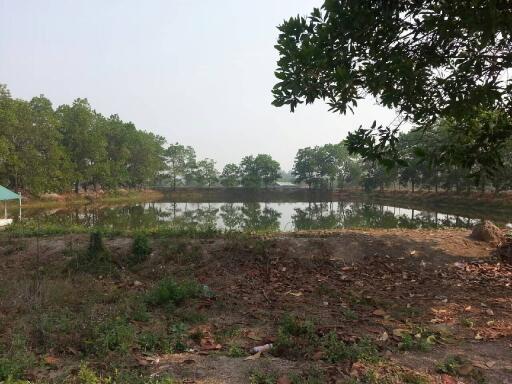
left=18, top=196, right=21, bottom=220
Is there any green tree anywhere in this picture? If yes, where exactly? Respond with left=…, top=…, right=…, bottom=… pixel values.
left=57, top=99, right=107, bottom=193
left=292, top=143, right=362, bottom=189
left=165, top=143, right=196, bottom=190
left=127, top=130, right=166, bottom=188
left=220, top=163, right=240, bottom=187
left=361, top=161, right=398, bottom=192
left=240, top=154, right=280, bottom=188
left=292, top=147, right=321, bottom=188
left=0, top=90, right=72, bottom=193
left=273, top=1, right=512, bottom=171
left=194, top=159, right=218, bottom=188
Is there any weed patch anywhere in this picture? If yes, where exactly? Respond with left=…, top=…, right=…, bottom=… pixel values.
left=76, top=363, right=178, bottom=384
left=68, top=231, right=116, bottom=275
left=83, top=317, right=136, bottom=356
left=398, top=328, right=436, bottom=352
left=161, top=240, right=201, bottom=264
left=273, top=315, right=317, bottom=358
left=227, top=344, right=246, bottom=357
left=249, top=370, right=277, bottom=384
left=145, top=278, right=203, bottom=308
left=0, top=334, right=37, bottom=381
left=128, top=233, right=152, bottom=265
left=323, top=332, right=380, bottom=364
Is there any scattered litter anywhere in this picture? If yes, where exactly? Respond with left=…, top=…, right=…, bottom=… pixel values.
left=251, top=343, right=273, bottom=353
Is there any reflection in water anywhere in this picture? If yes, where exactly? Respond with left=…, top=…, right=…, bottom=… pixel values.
left=23, top=200, right=481, bottom=232
left=218, top=203, right=281, bottom=231
left=292, top=202, right=477, bottom=230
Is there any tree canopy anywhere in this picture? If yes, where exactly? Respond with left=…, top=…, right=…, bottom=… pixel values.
left=273, top=1, right=512, bottom=171
left=0, top=85, right=166, bottom=194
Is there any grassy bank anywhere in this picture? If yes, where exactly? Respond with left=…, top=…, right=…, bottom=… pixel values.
left=341, top=190, right=512, bottom=223
left=15, top=189, right=165, bottom=209
left=159, top=187, right=333, bottom=203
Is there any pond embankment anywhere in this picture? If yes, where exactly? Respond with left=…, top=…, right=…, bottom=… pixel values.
left=0, top=228, right=510, bottom=383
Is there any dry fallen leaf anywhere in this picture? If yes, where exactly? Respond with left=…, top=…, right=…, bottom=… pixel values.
left=277, top=376, right=292, bottom=384
left=244, top=351, right=262, bottom=361
left=44, top=355, right=60, bottom=366
left=350, top=361, right=366, bottom=378
left=457, top=363, right=474, bottom=375
left=392, top=328, right=409, bottom=337
left=441, top=374, right=458, bottom=384
left=135, top=356, right=150, bottom=366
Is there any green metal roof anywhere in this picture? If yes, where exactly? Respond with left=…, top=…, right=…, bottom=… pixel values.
left=0, top=186, right=21, bottom=201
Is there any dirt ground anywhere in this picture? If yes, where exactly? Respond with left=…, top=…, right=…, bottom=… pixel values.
left=0, top=228, right=511, bottom=383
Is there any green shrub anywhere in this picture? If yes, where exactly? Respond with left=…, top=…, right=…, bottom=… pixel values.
left=279, top=314, right=315, bottom=338
left=87, top=231, right=110, bottom=261
left=323, top=332, right=379, bottom=364
left=129, top=233, right=152, bottom=265
left=137, top=330, right=169, bottom=353
left=77, top=363, right=102, bottom=384
left=341, top=308, right=358, bottom=320
left=0, top=335, right=36, bottom=381
left=162, top=240, right=201, bottom=264
left=227, top=344, right=246, bottom=357
left=290, top=369, right=325, bottom=384
left=145, top=278, right=203, bottom=308
left=249, top=371, right=277, bottom=384
left=398, top=329, right=436, bottom=352
left=168, top=323, right=188, bottom=352
left=436, top=355, right=466, bottom=375
left=69, top=230, right=115, bottom=275
left=77, top=363, right=179, bottom=384
left=129, top=299, right=150, bottom=322
left=83, top=317, right=136, bottom=356
left=273, top=315, right=317, bottom=358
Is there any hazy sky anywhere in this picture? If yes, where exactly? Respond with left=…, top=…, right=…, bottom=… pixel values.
left=0, top=0, right=399, bottom=170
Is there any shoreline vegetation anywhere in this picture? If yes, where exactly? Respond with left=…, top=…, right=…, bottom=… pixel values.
left=2, top=187, right=511, bottom=239
left=15, top=186, right=512, bottom=211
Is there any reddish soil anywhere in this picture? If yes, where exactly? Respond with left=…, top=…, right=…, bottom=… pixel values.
left=0, top=229, right=511, bottom=383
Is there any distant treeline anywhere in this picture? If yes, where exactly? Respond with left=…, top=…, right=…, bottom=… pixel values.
left=0, top=85, right=283, bottom=194
left=2, top=85, right=511, bottom=195
left=290, top=122, right=512, bottom=193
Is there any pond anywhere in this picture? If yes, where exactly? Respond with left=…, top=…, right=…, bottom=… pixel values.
left=17, top=199, right=504, bottom=232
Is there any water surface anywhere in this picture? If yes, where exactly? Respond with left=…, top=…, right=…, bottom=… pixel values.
left=19, top=200, right=495, bottom=232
